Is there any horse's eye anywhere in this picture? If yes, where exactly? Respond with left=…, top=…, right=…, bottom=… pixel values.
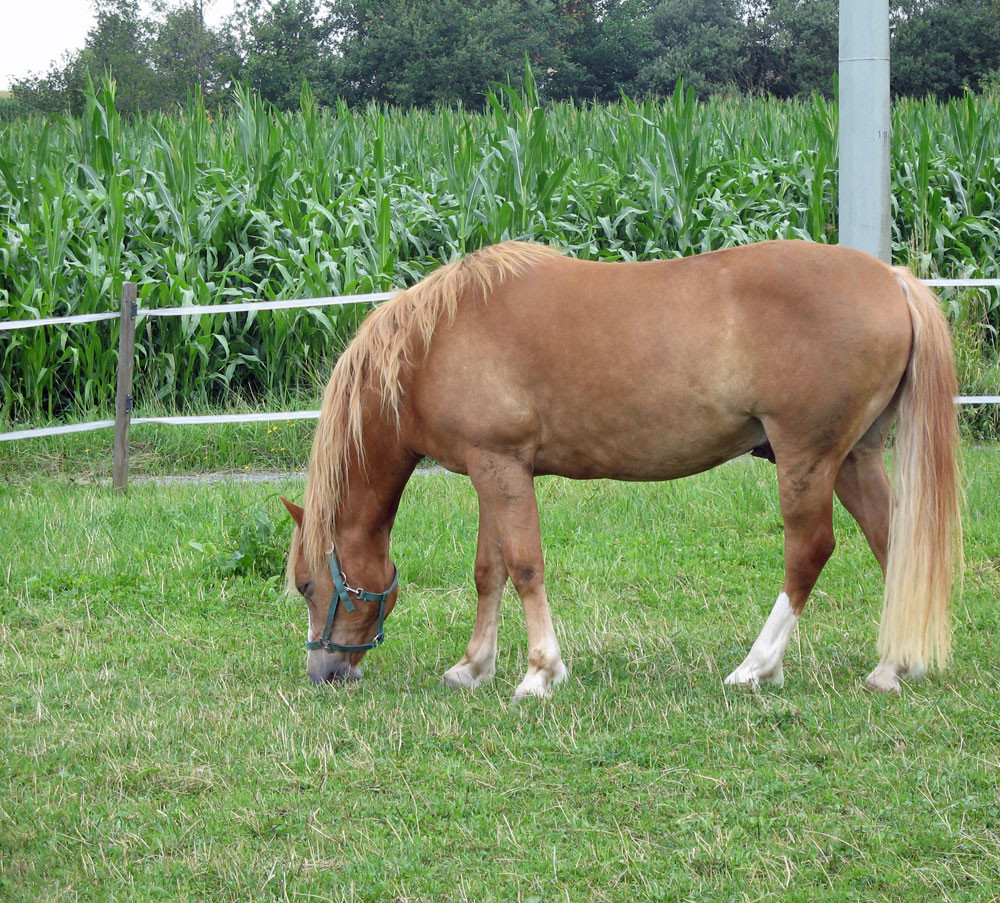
left=297, top=582, right=313, bottom=597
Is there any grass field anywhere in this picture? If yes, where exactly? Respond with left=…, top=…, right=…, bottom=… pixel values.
left=2, top=445, right=999, bottom=902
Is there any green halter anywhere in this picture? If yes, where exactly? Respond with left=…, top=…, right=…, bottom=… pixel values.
left=306, top=548, right=398, bottom=654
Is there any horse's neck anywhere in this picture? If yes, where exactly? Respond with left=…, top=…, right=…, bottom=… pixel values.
left=334, top=430, right=416, bottom=583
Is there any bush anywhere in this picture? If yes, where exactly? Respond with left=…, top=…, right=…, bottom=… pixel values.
left=190, top=499, right=288, bottom=578
left=0, top=93, right=25, bottom=121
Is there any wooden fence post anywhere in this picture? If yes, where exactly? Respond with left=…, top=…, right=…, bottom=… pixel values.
left=113, top=282, right=137, bottom=490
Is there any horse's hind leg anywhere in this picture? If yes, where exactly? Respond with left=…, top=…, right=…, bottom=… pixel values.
left=442, top=505, right=507, bottom=689
left=725, top=452, right=838, bottom=687
left=834, top=444, right=890, bottom=574
left=835, top=438, right=913, bottom=692
left=466, top=450, right=568, bottom=699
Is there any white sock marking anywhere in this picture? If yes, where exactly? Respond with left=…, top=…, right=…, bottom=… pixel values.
left=725, top=592, right=798, bottom=686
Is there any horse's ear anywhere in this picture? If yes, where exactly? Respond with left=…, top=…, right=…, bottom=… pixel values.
left=281, top=496, right=304, bottom=528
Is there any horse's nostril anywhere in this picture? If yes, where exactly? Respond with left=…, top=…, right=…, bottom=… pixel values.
left=332, top=664, right=363, bottom=683
left=308, top=663, right=362, bottom=684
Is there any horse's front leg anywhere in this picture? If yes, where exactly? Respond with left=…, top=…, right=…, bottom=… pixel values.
left=467, top=452, right=568, bottom=699
left=442, top=505, right=507, bottom=689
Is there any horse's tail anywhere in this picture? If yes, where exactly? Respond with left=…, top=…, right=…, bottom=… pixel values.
left=879, top=268, right=963, bottom=677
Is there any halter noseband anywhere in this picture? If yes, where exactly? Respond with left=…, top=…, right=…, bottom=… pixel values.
left=306, top=548, right=398, bottom=654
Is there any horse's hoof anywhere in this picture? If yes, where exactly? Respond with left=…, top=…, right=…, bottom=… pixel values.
left=442, top=662, right=494, bottom=689
left=865, top=664, right=902, bottom=694
left=724, top=662, right=784, bottom=688
left=513, top=661, right=568, bottom=700
left=513, top=678, right=552, bottom=701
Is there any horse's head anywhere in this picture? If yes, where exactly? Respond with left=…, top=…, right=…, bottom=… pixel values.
left=282, top=497, right=399, bottom=685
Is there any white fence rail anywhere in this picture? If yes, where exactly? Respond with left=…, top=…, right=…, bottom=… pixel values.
left=0, top=286, right=397, bottom=486
left=0, top=291, right=394, bottom=333
left=2, top=278, right=999, bottom=487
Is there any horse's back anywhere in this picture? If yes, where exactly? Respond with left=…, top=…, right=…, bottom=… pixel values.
left=407, top=241, right=912, bottom=479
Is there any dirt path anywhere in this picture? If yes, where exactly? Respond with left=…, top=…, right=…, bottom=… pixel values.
left=132, top=465, right=447, bottom=485
left=132, top=470, right=307, bottom=485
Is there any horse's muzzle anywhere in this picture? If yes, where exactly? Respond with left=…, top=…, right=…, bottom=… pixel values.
left=307, top=651, right=363, bottom=684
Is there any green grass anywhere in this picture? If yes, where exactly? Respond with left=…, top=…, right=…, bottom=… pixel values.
left=2, top=448, right=999, bottom=901
left=0, top=403, right=318, bottom=481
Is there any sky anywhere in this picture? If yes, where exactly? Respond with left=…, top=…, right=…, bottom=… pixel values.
left=0, top=0, right=237, bottom=91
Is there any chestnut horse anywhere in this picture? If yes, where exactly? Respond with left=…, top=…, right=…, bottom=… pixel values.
left=283, top=240, right=962, bottom=697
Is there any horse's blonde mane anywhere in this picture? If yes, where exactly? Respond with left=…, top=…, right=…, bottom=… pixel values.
left=293, top=241, right=560, bottom=577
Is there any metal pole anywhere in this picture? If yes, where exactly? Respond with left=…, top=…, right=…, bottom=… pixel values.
left=112, top=282, right=137, bottom=490
left=839, top=0, right=891, bottom=262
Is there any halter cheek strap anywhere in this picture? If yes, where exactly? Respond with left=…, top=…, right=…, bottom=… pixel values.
left=306, top=548, right=398, bottom=654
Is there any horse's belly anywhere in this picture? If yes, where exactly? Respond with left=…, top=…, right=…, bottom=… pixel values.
left=413, top=354, right=766, bottom=480
left=531, top=405, right=766, bottom=481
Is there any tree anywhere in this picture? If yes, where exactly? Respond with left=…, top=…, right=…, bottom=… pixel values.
left=545, top=0, right=656, bottom=102
left=12, top=0, right=234, bottom=115
left=331, top=0, right=563, bottom=108
left=765, top=0, right=838, bottom=97
left=891, top=0, right=1000, bottom=97
left=226, top=0, right=338, bottom=109
left=12, top=0, right=157, bottom=115
left=10, top=0, right=1000, bottom=117
left=150, top=1, right=235, bottom=106
left=635, top=0, right=749, bottom=98
left=10, top=63, right=79, bottom=116
left=73, top=0, right=159, bottom=114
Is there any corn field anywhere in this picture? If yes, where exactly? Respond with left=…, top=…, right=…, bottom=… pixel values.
left=1, top=76, right=999, bottom=423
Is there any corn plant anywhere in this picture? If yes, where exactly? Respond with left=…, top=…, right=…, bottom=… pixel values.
left=1, top=76, right=998, bottom=423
